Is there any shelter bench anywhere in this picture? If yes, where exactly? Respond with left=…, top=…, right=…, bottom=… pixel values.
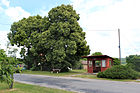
left=52, top=69, right=61, bottom=73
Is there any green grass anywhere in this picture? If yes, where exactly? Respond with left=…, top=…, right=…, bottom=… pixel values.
left=22, top=69, right=87, bottom=76
left=72, top=74, right=98, bottom=79
left=0, top=82, right=75, bottom=93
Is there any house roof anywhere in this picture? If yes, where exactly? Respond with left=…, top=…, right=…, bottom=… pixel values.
left=82, top=55, right=114, bottom=59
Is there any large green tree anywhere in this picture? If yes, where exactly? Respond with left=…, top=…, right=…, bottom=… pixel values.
left=8, top=4, right=90, bottom=72
left=8, top=15, right=50, bottom=69
left=45, top=4, right=90, bottom=71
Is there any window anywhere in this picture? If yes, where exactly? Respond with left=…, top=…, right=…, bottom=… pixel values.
left=95, top=60, right=101, bottom=67
left=102, top=60, right=106, bottom=67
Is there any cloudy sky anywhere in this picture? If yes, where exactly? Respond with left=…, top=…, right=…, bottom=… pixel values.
left=0, top=0, right=140, bottom=58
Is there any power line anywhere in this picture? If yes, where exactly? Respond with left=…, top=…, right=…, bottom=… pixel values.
left=122, top=34, right=140, bottom=53
left=85, top=28, right=121, bottom=62
left=85, top=29, right=117, bottom=31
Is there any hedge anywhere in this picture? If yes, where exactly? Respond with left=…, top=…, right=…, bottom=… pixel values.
left=97, top=65, right=140, bottom=79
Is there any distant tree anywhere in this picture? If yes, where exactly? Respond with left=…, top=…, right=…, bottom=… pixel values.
left=8, top=47, right=18, bottom=57
left=113, top=58, right=121, bottom=65
left=6, top=41, right=18, bottom=57
left=126, top=55, right=140, bottom=72
left=91, top=52, right=103, bottom=56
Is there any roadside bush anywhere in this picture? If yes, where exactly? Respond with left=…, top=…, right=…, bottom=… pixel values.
left=0, top=49, right=21, bottom=89
left=97, top=65, right=140, bottom=79
left=113, top=58, right=121, bottom=65
left=126, top=55, right=140, bottom=72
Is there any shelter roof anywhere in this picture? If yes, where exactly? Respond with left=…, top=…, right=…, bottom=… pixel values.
left=82, top=55, right=114, bottom=60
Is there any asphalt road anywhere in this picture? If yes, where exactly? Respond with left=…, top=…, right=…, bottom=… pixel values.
left=14, top=74, right=140, bottom=93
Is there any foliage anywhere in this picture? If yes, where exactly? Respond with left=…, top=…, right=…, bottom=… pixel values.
left=126, top=55, right=140, bottom=72
left=91, top=52, right=103, bottom=56
left=80, top=58, right=87, bottom=61
left=113, top=58, right=121, bottom=65
left=8, top=4, right=90, bottom=72
left=72, top=61, right=83, bottom=69
left=97, top=65, right=140, bottom=79
left=0, top=49, right=20, bottom=89
left=8, top=15, right=49, bottom=70
left=42, top=4, right=90, bottom=71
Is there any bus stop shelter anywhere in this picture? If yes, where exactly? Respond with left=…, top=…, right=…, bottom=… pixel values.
left=82, top=55, right=114, bottom=73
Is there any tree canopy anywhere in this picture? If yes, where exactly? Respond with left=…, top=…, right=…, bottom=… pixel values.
left=8, top=15, right=49, bottom=69
left=8, top=4, right=90, bottom=72
left=91, top=52, right=103, bottom=56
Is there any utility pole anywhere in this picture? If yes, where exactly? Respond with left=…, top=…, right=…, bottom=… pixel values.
left=118, top=28, right=121, bottom=64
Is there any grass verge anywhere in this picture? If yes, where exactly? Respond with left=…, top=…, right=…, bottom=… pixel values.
left=21, top=69, right=138, bottom=82
left=0, top=82, right=75, bottom=93
left=22, top=69, right=86, bottom=76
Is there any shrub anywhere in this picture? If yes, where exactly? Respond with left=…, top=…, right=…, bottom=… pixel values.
left=126, top=55, right=140, bottom=72
left=113, top=58, right=121, bottom=65
left=97, top=65, right=140, bottom=79
left=0, top=49, right=21, bottom=89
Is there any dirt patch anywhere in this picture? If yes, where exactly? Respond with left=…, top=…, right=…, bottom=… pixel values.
left=0, top=88, right=18, bottom=93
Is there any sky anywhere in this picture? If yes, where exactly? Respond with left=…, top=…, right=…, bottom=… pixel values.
left=0, top=0, right=140, bottom=58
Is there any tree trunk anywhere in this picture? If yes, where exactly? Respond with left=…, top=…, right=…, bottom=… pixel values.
left=41, top=65, right=42, bottom=71
left=9, top=74, right=14, bottom=89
